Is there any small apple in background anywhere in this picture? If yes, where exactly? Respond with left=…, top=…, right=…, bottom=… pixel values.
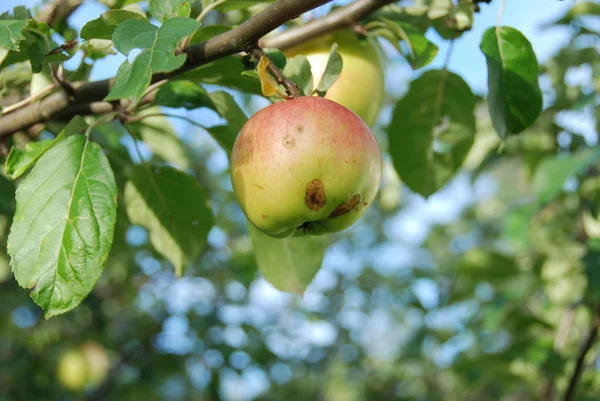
left=285, top=30, right=385, bottom=127
left=57, top=341, right=110, bottom=392
left=57, top=349, right=88, bottom=391
left=231, top=96, right=382, bottom=238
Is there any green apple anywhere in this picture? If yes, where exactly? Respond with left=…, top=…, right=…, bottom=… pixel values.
left=285, top=30, right=385, bottom=126
left=57, top=342, right=109, bottom=392
left=231, top=96, right=382, bottom=238
left=57, top=349, right=89, bottom=391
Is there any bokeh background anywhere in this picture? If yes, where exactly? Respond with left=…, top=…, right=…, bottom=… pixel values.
left=2, top=0, right=600, bottom=400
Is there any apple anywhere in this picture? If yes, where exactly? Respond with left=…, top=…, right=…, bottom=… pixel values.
left=57, top=349, right=89, bottom=391
left=57, top=342, right=109, bottom=392
left=230, top=96, right=382, bottom=238
left=81, top=341, right=110, bottom=386
left=285, top=30, right=385, bottom=126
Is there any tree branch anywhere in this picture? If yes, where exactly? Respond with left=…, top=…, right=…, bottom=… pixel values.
left=36, top=0, right=84, bottom=28
left=0, top=0, right=395, bottom=137
left=259, top=0, right=396, bottom=50
left=563, top=303, right=600, bottom=401
left=0, top=0, right=332, bottom=136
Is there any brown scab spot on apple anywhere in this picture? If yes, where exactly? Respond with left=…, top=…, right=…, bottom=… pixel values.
left=297, top=125, right=304, bottom=133
left=329, top=194, right=362, bottom=219
left=282, top=135, right=295, bottom=148
left=261, top=214, right=268, bottom=219
left=305, top=179, right=326, bottom=211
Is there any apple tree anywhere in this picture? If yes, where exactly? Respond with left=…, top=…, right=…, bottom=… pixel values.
left=0, top=0, right=599, bottom=400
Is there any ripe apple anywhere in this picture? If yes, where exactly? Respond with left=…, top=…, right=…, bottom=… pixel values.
left=230, top=96, right=382, bottom=238
left=57, top=342, right=109, bottom=391
left=285, top=30, right=385, bottom=126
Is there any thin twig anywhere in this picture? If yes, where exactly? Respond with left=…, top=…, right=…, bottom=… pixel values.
left=260, top=0, right=397, bottom=50
left=432, top=36, right=456, bottom=127
left=563, top=303, right=600, bottom=401
left=136, top=79, right=168, bottom=108
left=1, top=84, right=57, bottom=115
left=51, top=64, right=75, bottom=96
left=248, top=47, right=300, bottom=98
left=197, top=0, right=229, bottom=23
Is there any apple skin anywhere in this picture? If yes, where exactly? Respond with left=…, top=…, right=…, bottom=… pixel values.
left=231, top=96, right=382, bottom=238
left=285, top=30, right=385, bottom=126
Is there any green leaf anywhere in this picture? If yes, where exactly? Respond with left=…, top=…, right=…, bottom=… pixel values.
left=388, top=70, right=476, bottom=198
left=366, top=20, right=438, bottom=69
left=7, top=135, right=118, bottom=318
left=105, top=17, right=200, bottom=103
left=0, top=21, right=53, bottom=73
left=459, top=248, right=519, bottom=280
left=149, top=0, right=189, bottom=21
left=533, top=147, right=600, bottom=204
left=0, top=174, right=15, bottom=216
left=155, top=80, right=214, bottom=110
left=584, top=250, right=600, bottom=298
left=188, top=24, right=231, bottom=46
left=124, top=166, right=213, bottom=276
left=207, top=91, right=248, bottom=133
left=128, top=112, right=194, bottom=170
left=480, top=27, right=543, bottom=139
left=0, top=6, right=32, bottom=20
left=180, top=56, right=262, bottom=95
left=503, top=202, right=537, bottom=249
left=205, top=125, right=236, bottom=156
left=396, top=22, right=438, bottom=69
left=80, top=10, right=145, bottom=41
left=248, top=224, right=327, bottom=293
left=5, top=116, right=87, bottom=179
left=0, top=20, right=28, bottom=50
left=282, top=55, right=313, bottom=97
left=547, top=1, right=600, bottom=25
left=314, top=43, right=342, bottom=96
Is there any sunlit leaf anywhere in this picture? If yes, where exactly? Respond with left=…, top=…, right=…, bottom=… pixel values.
left=533, top=147, right=600, bottom=204
left=388, top=70, right=476, bottom=197
left=480, top=27, right=542, bottom=138
left=248, top=224, right=327, bottom=293
left=80, top=10, right=145, bottom=40
left=105, top=17, right=200, bottom=103
left=5, top=116, right=87, bottom=179
left=8, top=135, right=118, bottom=318
left=314, top=43, right=342, bottom=96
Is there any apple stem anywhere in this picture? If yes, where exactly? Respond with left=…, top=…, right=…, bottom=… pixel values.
left=248, top=47, right=301, bottom=99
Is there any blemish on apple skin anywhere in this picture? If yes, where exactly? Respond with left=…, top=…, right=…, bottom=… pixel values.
left=329, top=194, right=362, bottom=218
left=305, top=179, right=326, bottom=211
left=296, top=125, right=304, bottom=133
left=261, top=214, right=268, bottom=219
left=253, top=184, right=265, bottom=190
left=299, top=221, right=315, bottom=234
left=282, top=135, right=295, bottom=148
